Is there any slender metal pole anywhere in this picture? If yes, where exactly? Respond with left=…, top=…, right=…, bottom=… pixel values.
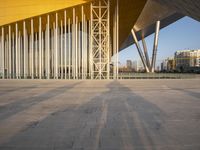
left=6, top=33, right=10, bottom=79
left=85, top=19, right=88, bottom=79
left=72, top=8, right=76, bottom=79
left=4, top=35, right=6, bottom=78
left=8, top=25, right=11, bottom=78
left=64, top=11, right=67, bottom=79
left=35, top=33, right=38, bottom=77
left=78, top=22, right=81, bottom=78
left=113, top=6, right=116, bottom=79
left=90, top=3, right=93, bottom=79
left=39, top=17, right=42, bottom=79
left=116, top=0, right=119, bottom=80
left=68, top=18, right=71, bottom=79
left=31, top=19, right=34, bottom=79
left=6, top=35, right=8, bottom=79
left=61, top=20, right=63, bottom=79
left=81, top=6, right=84, bottom=79
left=19, top=31, right=21, bottom=78
left=99, top=0, right=102, bottom=80
left=131, top=29, right=149, bottom=72
left=1, top=27, right=4, bottom=79
left=27, top=34, right=30, bottom=78
left=107, top=0, right=110, bottom=80
left=29, top=34, right=31, bottom=78
left=52, top=27, right=54, bottom=78
left=0, top=31, right=3, bottom=78
left=41, top=31, right=44, bottom=78
left=23, top=21, right=26, bottom=78
left=15, top=23, right=18, bottom=79
left=12, top=28, right=14, bottom=78
left=47, top=15, right=50, bottom=79
left=142, top=37, right=151, bottom=69
left=0, top=32, right=1, bottom=78
left=151, top=20, right=160, bottom=73
left=58, top=23, right=60, bottom=78
left=75, top=16, right=78, bottom=79
left=55, top=13, right=58, bottom=79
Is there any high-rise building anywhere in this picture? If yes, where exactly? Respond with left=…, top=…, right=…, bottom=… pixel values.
left=132, top=61, right=138, bottom=71
left=175, top=49, right=200, bottom=71
left=126, top=60, right=133, bottom=69
left=161, top=57, right=175, bottom=71
left=175, top=49, right=200, bottom=67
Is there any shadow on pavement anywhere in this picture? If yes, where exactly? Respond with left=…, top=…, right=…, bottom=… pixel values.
left=0, top=81, right=188, bottom=150
left=0, top=82, right=81, bottom=121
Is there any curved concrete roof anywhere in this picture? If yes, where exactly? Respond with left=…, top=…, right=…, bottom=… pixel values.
left=120, top=0, right=200, bottom=50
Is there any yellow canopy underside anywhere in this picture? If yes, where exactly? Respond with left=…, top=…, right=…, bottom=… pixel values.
left=0, top=0, right=91, bottom=26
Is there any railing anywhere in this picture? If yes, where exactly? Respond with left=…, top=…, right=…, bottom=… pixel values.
left=0, top=73, right=199, bottom=80
left=117, top=73, right=199, bottom=79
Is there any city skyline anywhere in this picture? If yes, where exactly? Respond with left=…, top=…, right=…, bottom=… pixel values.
left=119, top=17, right=200, bottom=66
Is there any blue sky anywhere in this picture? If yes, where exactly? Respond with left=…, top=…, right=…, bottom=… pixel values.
left=119, top=17, right=200, bottom=67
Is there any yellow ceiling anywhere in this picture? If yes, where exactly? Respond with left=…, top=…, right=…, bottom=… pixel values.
left=0, top=0, right=147, bottom=49
left=0, top=0, right=91, bottom=26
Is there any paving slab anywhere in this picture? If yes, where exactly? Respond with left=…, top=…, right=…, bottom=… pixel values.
left=0, top=79, right=200, bottom=150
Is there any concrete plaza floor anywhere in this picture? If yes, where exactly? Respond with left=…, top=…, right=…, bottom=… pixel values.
left=0, top=79, right=200, bottom=150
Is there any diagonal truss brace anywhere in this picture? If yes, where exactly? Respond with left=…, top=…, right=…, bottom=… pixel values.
left=90, top=0, right=110, bottom=79
left=131, top=20, right=160, bottom=73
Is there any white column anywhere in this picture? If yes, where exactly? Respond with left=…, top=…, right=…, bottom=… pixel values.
left=68, top=18, right=71, bottom=79
left=77, top=23, right=81, bottom=79
left=151, top=20, right=160, bottom=73
left=57, top=23, right=61, bottom=79
left=23, top=21, right=26, bottom=78
left=55, top=13, right=58, bottom=79
left=81, top=6, right=84, bottom=79
left=51, top=27, right=54, bottom=78
left=61, top=20, right=63, bottom=79
left=107, top=0, right=110, bottom=79
left=131, top=29, right=149, bottom=73
left=116, top=0, right=119, bottom=79
left=99, top=0, right=102, bottom=80
left=72, top=8, right=76, bottom=79
left=64, top=11, right=67, bottom=79
left=5, top=35, right=8, bottom=78
left=1, top=27, right=4, bottom=79
left=31, top=19, right=34, bottom=79
left=85, top=20, right=88, bottom=79
left=6, top=35, right=8, bottom=78
left=18, top=31, right=21, bottom=78
left=8, top=25, right=11, bottom=78
left=28, top=34, right=30, bottom=78
left=15, top=23, right=18, bottom=79
left=35, top=33, right=38, bottom=77
left=39, top=17, right=42, bottom=79
left=0, top=32, right=1, bottom=77
left=90, top=3, right=93, bottom=79
left=113, top=9, right=116, bottom=79
left=75, top=16, right=78, bottom=79
left=0, top=32, right=1, bottom=78
left=142, top=38, right=150, bottom=69
left=41, top=31, right=44, bottom=78
left=12, top=33, right=14, bottom=78
left=47, top=15, right=50, bottom=79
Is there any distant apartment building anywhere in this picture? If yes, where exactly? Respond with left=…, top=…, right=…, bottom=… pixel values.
left=123, top=60, right=144, bottom=72
left=161, top=57, right=176, bottom=71
left=175, top=49, right=200, bottom=71
left=138, top=61, right=145, bottom=71
left=132, top=61, right=138, bottom=71
left=126, top=60, right=133, bottom=69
